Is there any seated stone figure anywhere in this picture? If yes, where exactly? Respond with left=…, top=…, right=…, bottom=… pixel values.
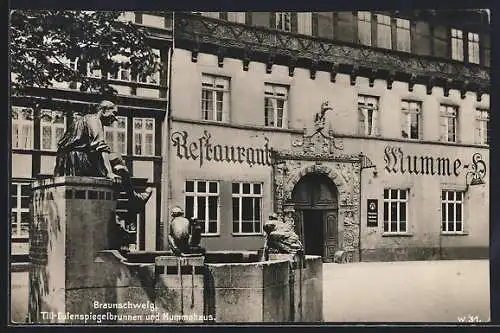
left=263, top=213, right=303, bottom=255
left=168, top=206, right=205, bottom=256
left=54, top=100, right=152, bottom=212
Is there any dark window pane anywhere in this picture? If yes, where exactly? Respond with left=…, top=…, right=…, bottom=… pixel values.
left=448, top=222, right=454, bottom=232
left=400, top=202, right=406, bottom=222
left=232, top=198, right=239, bottom=221
left=11, top=184, right=17, bottom=196
left=209, top=182, right=218, bottom=193
left=448, top=191, right=454, bottom=200
left=383, top=202, right=388, bottom=221
left=400, top=222, right=406, bottom=232
left=233, top=221, right=239, bottom=233
left=456, top=203, right=462, bottom=221
left=242, top=197, right=253, bottom=220
left=400, top=190, right=406, bottom=200
left=197, top=181, right=206, bottom=193
left=456, top=222, right=462, bottom=232
left=185, top=181, right=194, bottom=192
left=391, top=190, right=398, bottom=199
left=208, top=222, right=217, bottom=234
left=391, top=221, right=397, bottom=232
left=384, top=189, right=389, bottom=199
left=442, top=221, right=446, bottom=232
left=456, top=192, right=462, bottom=201
left=255, top=222, right=261, bottom=233
left=21, top=212, right=30, bottom=224
left=254, top=198, right=261, bottom=221
left=253, top=184, right=261, bottom=195
left=232, top=183, right=239, bottom=194
left=11, top=196, right=17, bottom=209
left=242, top=222, right=253, bottom=233
left=185, top=196, right=194, bottom=218
left=442, top=203, right=446, bottom=222
left=208, top=196, right=218, bottom=220
left=21, top=197, right=30, bottom=208
left=442, top=191, right=446, bottom=200
left=391, top=202, right=398, bottom=222
left=21, top=185, right=30, bottom=196
left=197, top=197, right=206, bottom=219
left=448, top=203, right=454, bottom=221
left=243, top=183, right=251, bottom=194
left=384, top=221, right=389, bottom=232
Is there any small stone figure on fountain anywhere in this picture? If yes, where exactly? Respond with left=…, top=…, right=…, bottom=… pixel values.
left=168, top=206, right=205, bottom=256
left=263, top=212, right=303, bottom=256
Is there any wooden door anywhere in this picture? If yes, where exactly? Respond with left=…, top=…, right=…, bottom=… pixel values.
left=323, top=209, right=338, bottom=263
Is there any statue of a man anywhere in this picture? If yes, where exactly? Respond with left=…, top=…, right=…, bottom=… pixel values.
left=54, top=100, right=152, bottom=210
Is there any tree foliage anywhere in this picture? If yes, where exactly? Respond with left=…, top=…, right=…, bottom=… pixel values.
left=10, top=10, right=163, bottom=97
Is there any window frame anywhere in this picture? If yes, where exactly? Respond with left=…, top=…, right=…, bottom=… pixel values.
left=40, top=109, right=66, bottom=151
left=264, top=83, right=289, bottom=129
left=439, top=104, right=458, bottom=143
left=451, top=28, right=464, bottom=61
left=376, top=14, right=392, bottom=49
left=184, top=180, right=220, bottom=236
left=11, top=182, right=31, bottom=239
left=104, top=115, right=128, bottom=154
left=132, top=117, right=155, bottom=156
left=441, top=190, right=464, bottom=235
left=358, top=95, right=379, bottom=137
left=475, top=108, right=489, bottom=145
left=467, top=32, right=480, bottom=64
left=357, top=11, right=372, bottom=46
left=12, top=106, right=34, bottom=150
left=395, top=18, right=411, bottom=52
left=275, top=12, right=292, bottom=32
left=201, top=74, right=230, bottom=123
left=401, top=100, right=421, bottom=140
left=232, top=182, right=264, bottom=235
left=383, top=188, right=410, bottom=235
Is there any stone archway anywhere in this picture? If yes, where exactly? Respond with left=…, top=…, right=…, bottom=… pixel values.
left=273, top=159, right=361, bottom=262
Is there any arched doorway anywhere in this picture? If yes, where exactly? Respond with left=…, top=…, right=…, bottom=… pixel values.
left=291, top=173, right=338, bottom=262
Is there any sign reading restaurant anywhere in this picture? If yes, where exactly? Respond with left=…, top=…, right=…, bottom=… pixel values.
left=171, top=130, right=273, bottom=168
left=384, top=146, right=487, bottom=177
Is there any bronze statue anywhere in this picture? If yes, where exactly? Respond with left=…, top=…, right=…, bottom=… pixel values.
left=54, top=100, right=152, bottom=211
left=263, top=212, right=303, bottom=255
left=168, top=206, right=205, bottom=256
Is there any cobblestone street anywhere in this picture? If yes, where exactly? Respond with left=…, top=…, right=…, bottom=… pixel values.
left=323, top=260, right=490, bottom=323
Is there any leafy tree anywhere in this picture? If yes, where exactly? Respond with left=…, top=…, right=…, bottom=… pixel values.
left=10, top=10, right=163, bottom=98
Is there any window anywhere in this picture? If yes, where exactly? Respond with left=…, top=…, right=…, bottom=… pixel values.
left=264, top=84, right=288, bottom=128
left=109, top=67, right=132, bottom=82
left=396, top=18, right=411, bottom=52
left=201, top=74, right=230, bottom=122
left=441, top=190, right=464, bottom=234
left=358, top=11, right=372, bottom=46
left=142, top=13, right=166, bottom=28
left=276, top=12, right=292, bottom=32
left=439, top=105, right=458, bottom=142
left=227, top=12, right=246, bottom=23
left=40, top=110, right=65, bottom=151
left=358, top=95, right=379, bottom=136
left=451, top=29, right=464, bottom=61
left=104, top=116, right=127, bottom=154
left=232, top=183, right=263, bottom=234
left=376, top=14, right=392, bottom=49
left=133, top=118, right=155, bottom=156
left=138, top=49, right=160, bottom=85
left=468, top=32, right=480, bottom=64
left=401, top=101, right=421, bottom=139
left=87, top=61, right=102, bottom=78
left=11, top=183, right=30, bottom=239
left=383, top=189, right=408, bottom=234
left=184, top=180, right=219, bottom=235
left=297, top=12, right=312, bottom=35
left=12, top=107, right=33, bottom=149
left=475, top=109, right=489, bottom=145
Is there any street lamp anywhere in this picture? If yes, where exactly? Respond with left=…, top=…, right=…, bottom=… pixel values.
left=465, top=170, right=485, bottom=192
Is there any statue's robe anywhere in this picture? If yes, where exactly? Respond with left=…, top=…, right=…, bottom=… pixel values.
left=54, top=114, right=111, bottom=177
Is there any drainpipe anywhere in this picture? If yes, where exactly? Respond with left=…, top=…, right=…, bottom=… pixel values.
left=160, top=12, right=174, bottom=250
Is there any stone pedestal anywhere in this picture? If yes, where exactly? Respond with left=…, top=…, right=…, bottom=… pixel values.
left=28, top=176, right=117, bottom=323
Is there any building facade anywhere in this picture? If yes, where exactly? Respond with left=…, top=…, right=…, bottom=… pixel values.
left=10, top=12, right=173, bottom=262
left=10, top=10, right=490, bottom=263
left=167, top=10, right=490, bottom=262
